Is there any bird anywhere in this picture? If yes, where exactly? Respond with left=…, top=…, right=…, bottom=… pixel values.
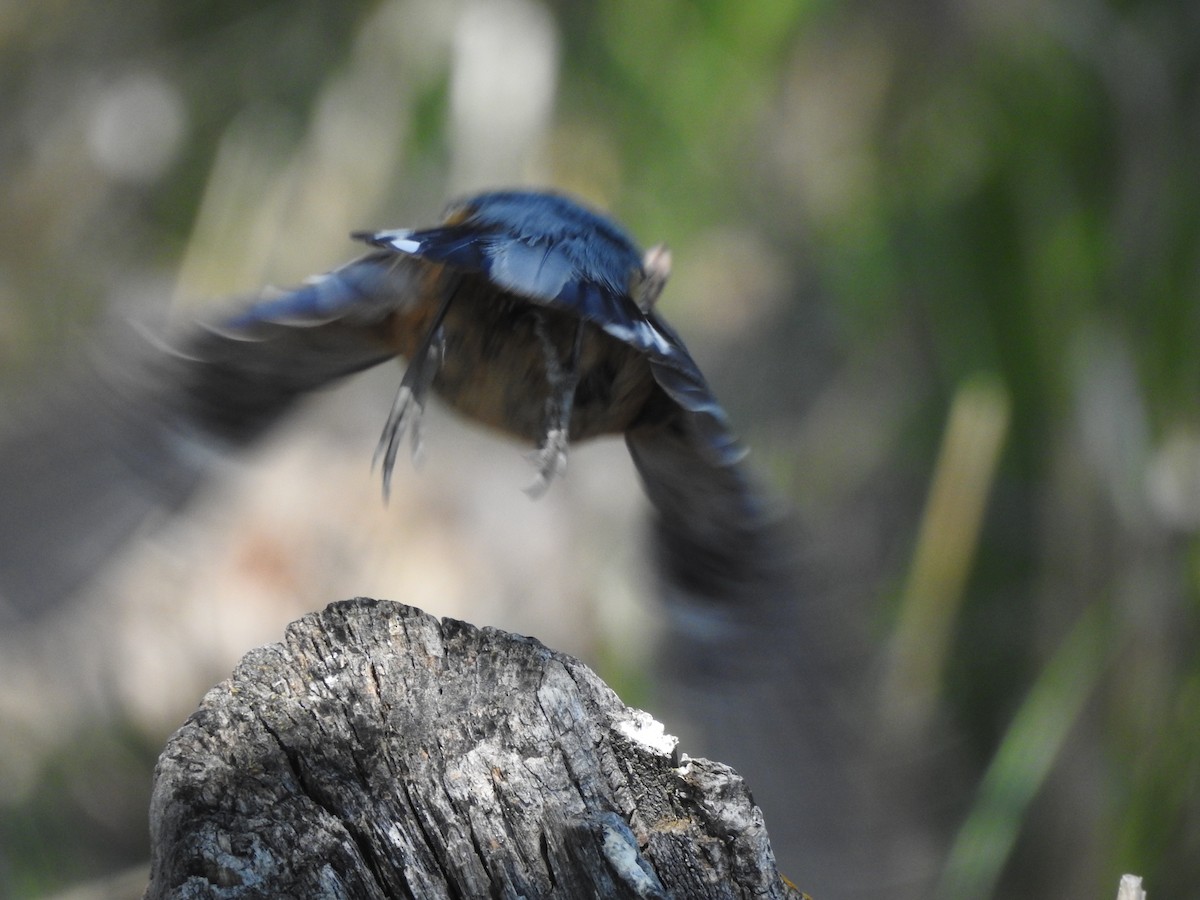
left=0, top=189, right=780, bottom=617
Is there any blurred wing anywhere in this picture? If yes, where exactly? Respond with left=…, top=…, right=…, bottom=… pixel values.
left=172, top=252, right=419, bottom=444
left=624, top=339, right=789, bottom=612
left=0, top=252, right=419, bottom=617
left=222, top=250, right=419, bottom=330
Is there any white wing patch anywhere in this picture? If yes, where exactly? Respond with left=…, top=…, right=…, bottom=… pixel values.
left=372, top=229, right=423, bottom=254
left=602, top=319, right=675, bottom=356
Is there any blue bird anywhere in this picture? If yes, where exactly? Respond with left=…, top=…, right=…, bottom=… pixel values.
left=0, top=190, right=775, bottom=614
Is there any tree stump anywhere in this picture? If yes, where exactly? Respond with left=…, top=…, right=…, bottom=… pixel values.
left=146, top=598, right=803, bottom=899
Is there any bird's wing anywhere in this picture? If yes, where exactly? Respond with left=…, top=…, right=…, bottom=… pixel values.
left=617, top=307, right=792, bottom=618
left=0, top=252, right=419, bottom=617
left=221, top=251, right=422, bottom=330
left=171, top=251, right=419, bottom=445
left=625, top=379, right=784, bottom=601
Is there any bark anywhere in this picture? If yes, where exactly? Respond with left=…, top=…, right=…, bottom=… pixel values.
left=146, top=598, right=803, bottom=899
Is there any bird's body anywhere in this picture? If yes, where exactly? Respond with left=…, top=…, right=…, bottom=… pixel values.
left=395, top=274, right=657, bottom=444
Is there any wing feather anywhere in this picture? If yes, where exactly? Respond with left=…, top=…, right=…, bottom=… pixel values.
left=0, top=253, right=420, bottom=616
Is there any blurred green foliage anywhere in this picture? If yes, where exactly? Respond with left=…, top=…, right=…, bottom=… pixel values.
left=2, top=0, right=1199, bottom=897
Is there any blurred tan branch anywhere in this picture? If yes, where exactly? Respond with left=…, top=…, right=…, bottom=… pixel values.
left=884, top=372, right=1011, bottom=731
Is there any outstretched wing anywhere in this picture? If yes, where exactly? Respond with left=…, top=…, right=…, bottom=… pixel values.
left=175, top=251, right=420, bottom=443
left=625, top=353, right=788, bottom=614
left=0, top=252, right=420, bottom=617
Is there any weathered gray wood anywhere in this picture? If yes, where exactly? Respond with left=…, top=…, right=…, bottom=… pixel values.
left=146, top=598, right=803, bottom=899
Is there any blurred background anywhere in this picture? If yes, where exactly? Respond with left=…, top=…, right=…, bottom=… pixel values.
left=2, top=0, right=1199, bottom=897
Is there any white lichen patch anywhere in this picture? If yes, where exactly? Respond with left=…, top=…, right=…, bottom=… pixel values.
left=614, top=710, right=677, bottom=758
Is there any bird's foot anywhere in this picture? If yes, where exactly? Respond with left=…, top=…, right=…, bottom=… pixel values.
left=524, top=427, right=569, bottom=498
left=373, top=329, right=444, bottom=499
left=374, top=383, right=425, bottom=501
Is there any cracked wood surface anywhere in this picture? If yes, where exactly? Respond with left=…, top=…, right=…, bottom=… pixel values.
left=146, top=598, right=802, bottom=899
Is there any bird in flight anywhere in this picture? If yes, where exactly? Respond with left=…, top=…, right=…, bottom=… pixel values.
left=1, top=190, right=777, bottom=614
